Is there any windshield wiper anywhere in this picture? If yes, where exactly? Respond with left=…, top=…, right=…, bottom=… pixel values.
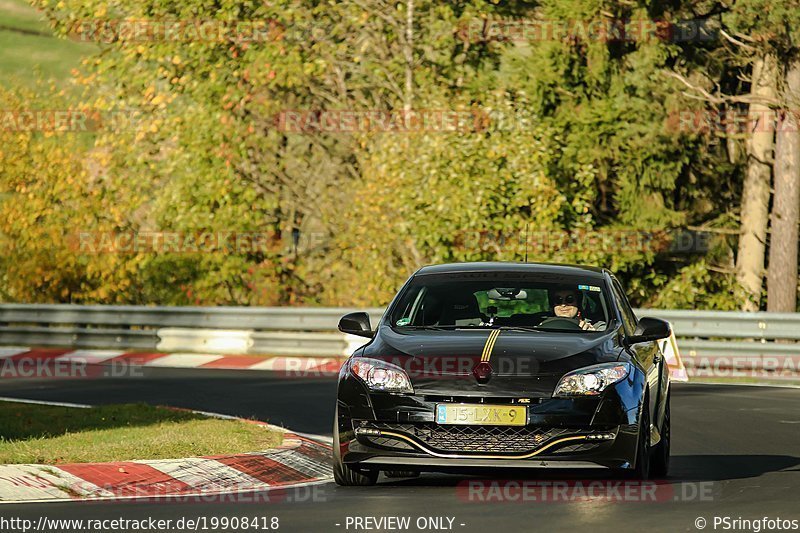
left=496, top=326, right=542, bottom=333
left=533, top=327, right=595, bottom=333
left=397, top=325, right=454, bottom=330
left=440, top=324, right=542, bottom=332
left=397, top=325, right=545, bottom=332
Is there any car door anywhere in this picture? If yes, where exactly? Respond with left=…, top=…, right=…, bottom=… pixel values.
left=610, top=277, right=660, bottom=423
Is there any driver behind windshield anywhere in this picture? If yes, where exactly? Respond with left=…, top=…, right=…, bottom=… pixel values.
left=549, top=288, right=602, bottom=331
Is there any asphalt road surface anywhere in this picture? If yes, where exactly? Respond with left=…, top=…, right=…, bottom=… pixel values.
left=1, top=369, right=799, bottom=533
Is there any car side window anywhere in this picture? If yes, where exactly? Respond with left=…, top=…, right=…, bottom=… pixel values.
left=611, top=279, right=638, bottom=335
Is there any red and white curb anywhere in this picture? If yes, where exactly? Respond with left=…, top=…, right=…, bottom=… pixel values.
left=0, top=402, right=333, bottom=504
left=0, top=347, right=346, bottom=374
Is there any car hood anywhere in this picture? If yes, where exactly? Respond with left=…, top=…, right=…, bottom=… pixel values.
left=360, top=326, right=625, bottom=397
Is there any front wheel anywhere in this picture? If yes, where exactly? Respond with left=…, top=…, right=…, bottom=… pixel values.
left=621, top=396, right=651, bottom=480
left=649, top=390, right=670, bottom=478
left=332, top=409, right=378, bottom=486
left=333, top=454, right=378, bottom=486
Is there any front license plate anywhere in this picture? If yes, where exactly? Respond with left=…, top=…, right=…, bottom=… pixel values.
left=435, top=404, right=527, bottom=426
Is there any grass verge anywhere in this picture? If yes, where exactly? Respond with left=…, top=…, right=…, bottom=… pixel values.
left=0, top=0, right=95, bottom=86
left=0, top=401, right=283, bottom=464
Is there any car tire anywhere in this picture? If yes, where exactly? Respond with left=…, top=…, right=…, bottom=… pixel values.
left=622, top=395, right=651, bottom=480
left=649, top=390, right=670, bottom=478
left=332, top=409, right=378, bottom=486
left=333, top=454, right=379, bottom=486
left=384, top=470, right=420, bottom=479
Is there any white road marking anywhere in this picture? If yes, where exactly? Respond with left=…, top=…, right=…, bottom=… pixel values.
left=0, top=347, right=30, bottom=358
left=0, top=396, right=91, bottom=408
left=55, top=350, right=125, bottom=364
left=144, top=354, right=223, bottom=367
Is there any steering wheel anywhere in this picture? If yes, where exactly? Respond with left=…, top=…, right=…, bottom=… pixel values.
left=537, top=316, right=583, bottom=330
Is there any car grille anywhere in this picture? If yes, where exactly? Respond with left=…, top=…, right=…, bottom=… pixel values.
left=362, top=422, right=581, bottom=455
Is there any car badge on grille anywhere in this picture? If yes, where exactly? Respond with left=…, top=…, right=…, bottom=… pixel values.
left=472, top=361, right=493, bottom=383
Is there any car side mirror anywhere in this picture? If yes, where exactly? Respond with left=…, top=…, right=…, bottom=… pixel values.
left=626, top=317, right=671, bottom=344
left=338, top=312, right=373, bottom=338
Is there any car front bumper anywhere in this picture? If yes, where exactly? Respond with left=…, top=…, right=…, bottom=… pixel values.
left=336, top=369, right=647, bottom=472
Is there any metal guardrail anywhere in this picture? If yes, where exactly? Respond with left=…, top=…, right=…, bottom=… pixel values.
left=643, top=309, right=800, bottom=340
left=637, top=310, right=800, bottom=369
left=0, top=304, right=384, bottom=331
left=0, top=325, right=157, bottom=350
left=0, top=304, right=384, bottom=354
left=0, top=304, right=798, bottom=362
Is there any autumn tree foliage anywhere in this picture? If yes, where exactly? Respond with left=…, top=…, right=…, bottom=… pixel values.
left=1, top=0, right=797, bottom=310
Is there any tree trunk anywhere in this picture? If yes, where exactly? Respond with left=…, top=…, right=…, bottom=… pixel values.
left=403, top=0, right=414, bottom=114
left=767, top=61, right=800, bottom=312
left=736, top=55, right=778, bottom=311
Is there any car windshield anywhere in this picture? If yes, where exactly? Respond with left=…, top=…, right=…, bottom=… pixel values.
left=389, top=272, right=611, bottom=332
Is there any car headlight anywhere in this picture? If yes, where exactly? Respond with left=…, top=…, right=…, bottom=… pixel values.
left=553, top=362, right=631, bottom=397
left=350, top=358, right=413, bottom=393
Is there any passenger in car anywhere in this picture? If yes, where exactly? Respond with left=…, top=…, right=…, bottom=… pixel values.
left=437, top=293, right=486, bottom=327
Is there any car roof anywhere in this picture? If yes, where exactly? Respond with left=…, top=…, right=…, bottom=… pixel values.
left=414, top=261, right=608, bottom=279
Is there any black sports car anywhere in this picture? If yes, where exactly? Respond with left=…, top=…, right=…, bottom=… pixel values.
left=334, top=262, right=672, bottom=485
